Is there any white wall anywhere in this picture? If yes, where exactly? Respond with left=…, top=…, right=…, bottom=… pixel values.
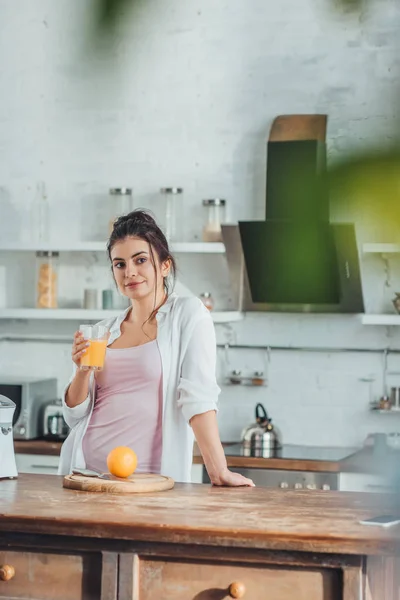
left=0, top=0, right=400, bottom=446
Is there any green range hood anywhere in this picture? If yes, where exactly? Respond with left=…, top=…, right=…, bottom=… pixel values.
left=221, top=128, right=364, bottom=313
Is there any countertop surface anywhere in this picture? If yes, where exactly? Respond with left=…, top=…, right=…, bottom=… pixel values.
left=14, top=439, right=63, bottom=456
left=193, top=443, right=360, bottom=473
left=16, top=439, right=357, bottom=472
left=14, top=440, right=399, bottom=477
left=1, top=474, right=400, bottom=555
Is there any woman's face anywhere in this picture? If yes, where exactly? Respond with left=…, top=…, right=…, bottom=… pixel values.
left=111, top=236, right=170, bottom=301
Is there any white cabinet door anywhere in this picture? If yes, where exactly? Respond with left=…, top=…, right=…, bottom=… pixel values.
left=16, top=454, right=59, bottom=475
left=191, top=463, right=203, bottom=484
left=339, top=472, right=392, bottom=493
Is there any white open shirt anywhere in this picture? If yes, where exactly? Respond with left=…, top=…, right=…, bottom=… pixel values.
left=59, top=293, right=220, bottom=482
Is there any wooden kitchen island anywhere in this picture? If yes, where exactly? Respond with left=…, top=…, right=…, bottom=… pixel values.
left=0, top=474, right=399, bottom=600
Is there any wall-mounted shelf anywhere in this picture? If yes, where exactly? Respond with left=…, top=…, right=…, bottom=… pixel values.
left=0, top=241, right=225, bottom=254
left=0, top=308, right=243, bottom=323
left=370, top=403, right=400, bottom=414
left=363, top=243, right=400, bottom=254
left=361, top=314, right=400, bottom=326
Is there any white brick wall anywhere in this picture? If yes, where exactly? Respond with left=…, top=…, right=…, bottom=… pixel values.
left=0, top=0, right=400, bottom=446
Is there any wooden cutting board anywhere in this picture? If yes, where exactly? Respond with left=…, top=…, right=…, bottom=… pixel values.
left=63, top=473, right=175, bottom=494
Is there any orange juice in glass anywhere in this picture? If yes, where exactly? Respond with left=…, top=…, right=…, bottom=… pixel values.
left=79, top=324, right=109, bottom=371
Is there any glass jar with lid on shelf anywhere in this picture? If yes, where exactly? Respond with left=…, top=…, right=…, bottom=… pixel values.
left=36, top=251, right=59, bottom=308
left=31, top=181, right=50, bottom=243
left=159, top=188, right=183, bottom=242
left=202, top=199, right=226, bottom=242
left=108, top=188, right=133, bottom=235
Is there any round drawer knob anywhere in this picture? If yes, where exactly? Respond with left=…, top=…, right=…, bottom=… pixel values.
left=228, top=581, right=246, bottom=598
left=0, top=565, right=15, bottom=581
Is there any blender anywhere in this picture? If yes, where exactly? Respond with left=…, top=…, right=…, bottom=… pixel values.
left=0, top=395, right=18, bottom=479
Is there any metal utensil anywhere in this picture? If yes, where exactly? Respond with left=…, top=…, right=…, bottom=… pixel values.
left=71, top=468, right=135, bottom=483
left=72, top=468, right=107, bottom=478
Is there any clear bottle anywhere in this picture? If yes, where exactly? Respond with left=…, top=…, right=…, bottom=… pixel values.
left=36, top=251, right=59, bottom=308
left=31, top=182, right=50, bottom=243
left=199, top=292, right=214, bottom=311
left=202, top=199, right=226, bottom=242
left=160, top=188, right=183, bottom=242
left=109, top=188, right=133, bottom=234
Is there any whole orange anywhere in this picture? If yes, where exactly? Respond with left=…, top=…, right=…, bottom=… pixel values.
left=106, top=446, right=138, bottom=478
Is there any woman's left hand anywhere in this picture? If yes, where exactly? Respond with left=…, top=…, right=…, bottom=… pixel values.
left=212, top=468, right=255, bottom=487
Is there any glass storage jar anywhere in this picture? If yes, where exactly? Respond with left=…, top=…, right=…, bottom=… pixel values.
left=31, top=181, right=50, bottom=243
left=108, top=188, right=133, bottom=234
left=36, top=251, right=59, bottom=308
left=202, top=199, right=226, bottom=242
left=160, top=187, right=183, bottom=242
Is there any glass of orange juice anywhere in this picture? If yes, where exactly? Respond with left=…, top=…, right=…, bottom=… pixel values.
left=79, top=324, right=109, bottom=371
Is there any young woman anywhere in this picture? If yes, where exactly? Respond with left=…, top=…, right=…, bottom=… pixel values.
left=59, top=210, right=254, bottom=487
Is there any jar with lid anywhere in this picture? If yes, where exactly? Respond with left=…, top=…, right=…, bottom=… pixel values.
left=108, top=188, right=133, bottom=235
left=36, top=251, right=59, bottom=308
left=199, top=292, right=214, bottom=311
left=31, top=181, right=50, bottom=243
left=202, top=199, right=226, bottom=242
left=160, top=188, right=183, bottom=242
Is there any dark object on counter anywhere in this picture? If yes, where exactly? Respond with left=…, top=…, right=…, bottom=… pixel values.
left=42, top=399, right=69, bottom=440
left=241, top=402, right=282, bottom=457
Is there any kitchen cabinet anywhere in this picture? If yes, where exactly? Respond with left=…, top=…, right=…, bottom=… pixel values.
left=190, top=463, right=203, bottom=483
left=15, top=453, right=59, bottom=475
left=339, top=472, right=393, bottom=493
left=1, top=475, right=399, bottom=600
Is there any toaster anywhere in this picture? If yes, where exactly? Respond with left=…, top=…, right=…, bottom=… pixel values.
left=42, top=399, right=69, bottom=440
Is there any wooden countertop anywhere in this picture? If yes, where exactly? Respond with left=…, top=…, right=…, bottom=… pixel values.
left=14, top=439, right=63, bottom=456
left=15, top=440, right=399, bottom=478
left=16, top=440, right=355, bottom=472
left=193, top=452, right=349, bottom=472
left=193, top=442, right=360, bottom=473
left=1, top=474, right=400, bottom=556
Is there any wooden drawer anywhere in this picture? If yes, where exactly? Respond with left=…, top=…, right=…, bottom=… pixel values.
left=0, top=550, right=102, bottom=600
left=124, top=556, right=340, bottom=600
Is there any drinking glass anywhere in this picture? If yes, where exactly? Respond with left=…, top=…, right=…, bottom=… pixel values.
left=79, top=324, right=109, bottom=371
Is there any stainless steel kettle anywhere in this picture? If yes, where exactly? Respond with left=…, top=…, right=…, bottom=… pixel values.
left=241, top=403, right=282, bottom=458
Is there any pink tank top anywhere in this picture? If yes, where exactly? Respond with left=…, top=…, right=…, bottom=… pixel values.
left=82, top=340, right=163, bottom=474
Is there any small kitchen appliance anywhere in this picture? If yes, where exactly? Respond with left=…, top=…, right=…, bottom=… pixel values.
left=0, top=395, right=18, bottom=479
left=0, top=377, right=57, bottom=439
left=42, top=399, right=69, bottom=440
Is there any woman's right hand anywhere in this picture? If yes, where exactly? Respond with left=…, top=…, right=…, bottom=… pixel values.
left=72, top=331, right=90, bottom=368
